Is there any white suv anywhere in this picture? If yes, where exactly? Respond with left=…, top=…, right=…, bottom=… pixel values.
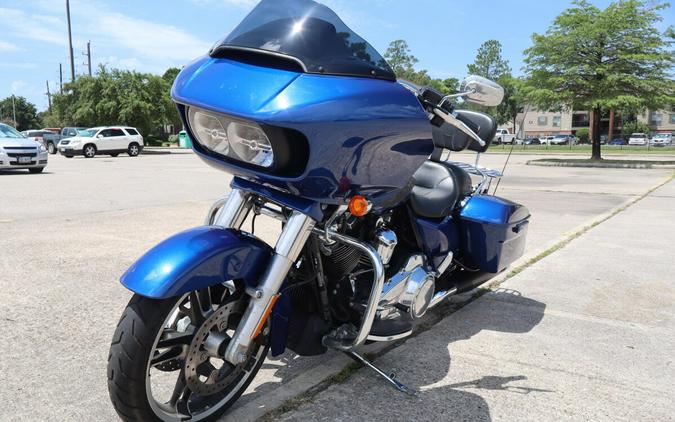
left=628, top=133, right=648, bottom=146
left=58, top=126, right=144, bottom=158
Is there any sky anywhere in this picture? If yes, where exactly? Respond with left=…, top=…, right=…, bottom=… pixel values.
left=1, top=0, right=672, bottom=113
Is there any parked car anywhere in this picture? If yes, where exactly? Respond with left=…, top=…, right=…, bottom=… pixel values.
left=628, top=133, right=649, bottom=146
left=608, top=138, right=626, bottom=145
left=20, top=129, right=50, bottom=146
left=493, top=129, right=517, bottom=145
left=524, top=137, right=541, bottom=145
left=58, top=126, right=144, bottom=158
left=540, top=136, right=555, bottom=145
left=42, top=127, right=88, bottom=154
left=0, top=123, right=48, bottom=173
left=650, top=133, right=672, bottom=147
left=550, top=134, right=578, bottom=145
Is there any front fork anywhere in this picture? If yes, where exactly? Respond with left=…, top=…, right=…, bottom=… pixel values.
left=212, top=190, right=316, bottom=364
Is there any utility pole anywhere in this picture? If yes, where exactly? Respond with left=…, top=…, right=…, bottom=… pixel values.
left=12, top=95, right=17, bottom=127
left=82, top=40, right=92, bottom=76
left=59, top=63, right=63, bottom=93
left=46, top=81, right=52, bottom=111
left=66, top=0, right=75, bottom=82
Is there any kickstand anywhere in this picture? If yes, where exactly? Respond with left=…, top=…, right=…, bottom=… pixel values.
left=344, top=351, right=417, bottom=396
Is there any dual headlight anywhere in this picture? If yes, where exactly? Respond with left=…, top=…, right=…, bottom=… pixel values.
left=187, top=107, right=274, bottom=168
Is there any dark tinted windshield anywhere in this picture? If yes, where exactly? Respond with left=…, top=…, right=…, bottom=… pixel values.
left=213, top=0, right=395, bottom=81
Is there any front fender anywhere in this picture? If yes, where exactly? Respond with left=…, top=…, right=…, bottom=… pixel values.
left=121, top=226, right=272, bottom=298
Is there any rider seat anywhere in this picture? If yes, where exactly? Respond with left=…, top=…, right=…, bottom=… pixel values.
left=410, top=161, right=472, bottom=219
left=409, top=108, right=496, bottom=219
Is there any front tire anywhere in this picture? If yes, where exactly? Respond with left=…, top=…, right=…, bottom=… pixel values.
left=83, top=144, right=96, bottom=158
left=47, top=142, right=56, bottom=154
left=107, top=289, right=268, bottom=422
left=29, top=167, right=44, bottom=174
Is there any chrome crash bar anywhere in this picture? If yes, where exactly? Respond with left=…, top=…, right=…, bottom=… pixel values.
left=209, top=190, right=385, bottom=361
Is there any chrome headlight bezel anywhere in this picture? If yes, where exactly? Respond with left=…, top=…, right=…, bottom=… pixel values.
left=187, top=106, right=274, bottom=168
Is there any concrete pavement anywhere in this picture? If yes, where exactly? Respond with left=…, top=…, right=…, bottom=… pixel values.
left=274, top=177, right=675, bottom=422
left=0, top=152, right=672, bottom=421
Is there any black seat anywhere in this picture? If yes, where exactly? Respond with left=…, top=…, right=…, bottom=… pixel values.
left=410, top=161, right=471, bottom=219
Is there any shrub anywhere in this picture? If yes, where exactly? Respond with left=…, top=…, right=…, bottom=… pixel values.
left=576, top=128, right=589, bottom=143
left=621, top=121, right=651, bottom=139
left=168, top=134, right=179, bottom=144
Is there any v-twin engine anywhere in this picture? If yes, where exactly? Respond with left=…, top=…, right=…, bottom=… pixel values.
left=378, top=253, right=436, bottom=319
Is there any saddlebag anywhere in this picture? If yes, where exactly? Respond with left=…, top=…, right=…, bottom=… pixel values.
left=458, top=195, right=530, bottom=273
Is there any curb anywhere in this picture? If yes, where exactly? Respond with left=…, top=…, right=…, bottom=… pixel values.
left=526, top=159, right=675, bottom=169
left=240, top=174, right=674, bottom=422
left=142, top=148, right=193, bottom=155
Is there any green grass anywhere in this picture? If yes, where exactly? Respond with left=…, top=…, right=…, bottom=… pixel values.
left=487, top=144, right=675, bottom=154
left=530, top=158, right=675, bottom=165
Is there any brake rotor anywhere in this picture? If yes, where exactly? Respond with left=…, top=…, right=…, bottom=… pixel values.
left=184, top=298, right=246, bottom=396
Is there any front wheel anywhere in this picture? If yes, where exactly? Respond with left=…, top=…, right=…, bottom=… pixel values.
left=83, top=144, right=96, bottom=158
left=47, top=142, right=56, bottom=154
left=107, top=287, right=269, bottom=421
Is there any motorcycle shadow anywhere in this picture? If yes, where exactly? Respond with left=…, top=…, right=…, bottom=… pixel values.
left=236, top=288, right=548, bottom=420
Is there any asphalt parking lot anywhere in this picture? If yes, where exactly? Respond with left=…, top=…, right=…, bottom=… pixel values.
left=0, top=151, right=672, bottom=421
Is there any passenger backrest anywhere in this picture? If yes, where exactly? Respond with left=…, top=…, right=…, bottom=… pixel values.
left=431, top=110, right=497, bottom=153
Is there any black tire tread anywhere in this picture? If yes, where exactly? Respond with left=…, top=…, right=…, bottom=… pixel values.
left=107, top=294, right=175, bottom=422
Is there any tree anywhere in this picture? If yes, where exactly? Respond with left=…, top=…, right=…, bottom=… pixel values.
left=493, top=75, right=524, bottom=129
left=162, top=67, right=183, bottom=133
left=523, top=0, right=675, bottom=159
left=48, top=65, right=176, bottom=138
left=467, top=40, right=512, bottom=81
left=384, top=39, right=418, bottom=75
left=0, top=96, right=41, bottom=130
left=465, top=40, right=521, bottom=129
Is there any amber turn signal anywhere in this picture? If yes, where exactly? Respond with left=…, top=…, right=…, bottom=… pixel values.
left=348, top=195, right=370, bottom=217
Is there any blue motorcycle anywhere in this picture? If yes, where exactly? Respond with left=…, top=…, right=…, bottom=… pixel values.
left=107, top=0, right=529, bottom=420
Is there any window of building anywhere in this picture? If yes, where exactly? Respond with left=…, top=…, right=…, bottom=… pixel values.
left=572, top=113, right=589, bottom=127
left=537, top=116, right=548, bottom=126
left=651, top=113, right=663, bottom=125
left=670, top=114, right=675, bottom=124
left=552, top=116, right=561, bottom=127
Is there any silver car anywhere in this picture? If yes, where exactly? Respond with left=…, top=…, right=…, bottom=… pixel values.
left=0, top=123, right=49, bottom=173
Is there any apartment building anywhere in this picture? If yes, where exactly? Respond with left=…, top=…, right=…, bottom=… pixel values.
left=513, top=106, right=674, bottom=139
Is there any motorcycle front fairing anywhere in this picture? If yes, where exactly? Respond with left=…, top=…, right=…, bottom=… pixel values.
left=171, top=0, right=434, bottom=211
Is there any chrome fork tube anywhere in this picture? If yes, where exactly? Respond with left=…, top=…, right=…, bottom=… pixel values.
left=223, top=211, right=315, bottom=364
left=210, top=189, right=252, bottom=228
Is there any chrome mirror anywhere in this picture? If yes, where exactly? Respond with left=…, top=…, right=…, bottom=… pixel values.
left=460, top=75, right=504, bottom=107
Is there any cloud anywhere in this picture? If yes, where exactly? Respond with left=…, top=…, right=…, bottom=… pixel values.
left=98, top=56, right=144, bottom=71
left=0, top=8, right=66, bottom=46
left=89, top=13, right=211, bottom=64
left=0, top=62, right=38, bottom=70
left=0, top=40, right=20, bottom=52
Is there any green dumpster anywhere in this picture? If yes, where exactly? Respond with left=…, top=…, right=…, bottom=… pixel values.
left=178, top=130, right=193, bottom=149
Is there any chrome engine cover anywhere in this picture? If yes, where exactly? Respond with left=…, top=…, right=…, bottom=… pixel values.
left=379, top=254, right=435, bottom=319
